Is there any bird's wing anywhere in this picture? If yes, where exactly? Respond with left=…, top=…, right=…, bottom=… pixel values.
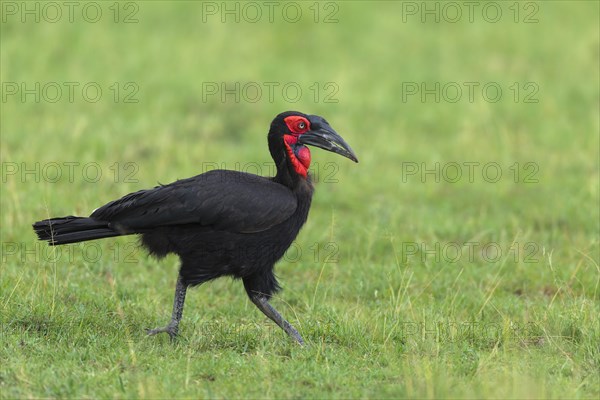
left=90, top=170, right=297, bottom=233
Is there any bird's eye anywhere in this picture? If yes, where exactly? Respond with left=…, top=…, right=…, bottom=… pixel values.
left=297, top=121, right=306, bottom=130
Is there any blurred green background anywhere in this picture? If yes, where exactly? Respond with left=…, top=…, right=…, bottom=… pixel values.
left=1, top=1, right=598, bottom=398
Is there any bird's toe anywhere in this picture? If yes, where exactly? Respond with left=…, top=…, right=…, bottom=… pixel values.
left=146, top=326, right=178, bottom=340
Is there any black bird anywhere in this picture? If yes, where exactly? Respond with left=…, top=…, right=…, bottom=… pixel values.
left=33, top=111, right=357, bottom=345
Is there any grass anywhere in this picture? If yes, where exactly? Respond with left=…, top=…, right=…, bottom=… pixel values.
left=1, top=1, right=599, bottom=398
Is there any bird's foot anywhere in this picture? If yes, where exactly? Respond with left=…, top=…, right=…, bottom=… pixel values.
left=146, top=325, right=179, bottom=340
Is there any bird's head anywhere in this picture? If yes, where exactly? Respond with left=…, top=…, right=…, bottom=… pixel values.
left=269, top=111, right=358, bottom=179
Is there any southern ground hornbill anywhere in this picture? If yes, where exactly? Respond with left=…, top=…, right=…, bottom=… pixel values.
left=33, top=111, right=358, bottom=345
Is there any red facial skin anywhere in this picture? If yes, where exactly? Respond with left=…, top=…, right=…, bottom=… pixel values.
left=283, top=116, right=312, bottom=178
left=284, top=115, right=310, bottom=134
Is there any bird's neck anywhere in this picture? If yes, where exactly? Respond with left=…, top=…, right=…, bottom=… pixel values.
left=269, top=138, right=311, bottom=189
left=273, top=157, right=308, bottom=188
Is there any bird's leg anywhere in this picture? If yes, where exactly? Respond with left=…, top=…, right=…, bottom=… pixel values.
left=249, top=294, right=305, bottom=346
left=147, top=274, right=187, bottom=340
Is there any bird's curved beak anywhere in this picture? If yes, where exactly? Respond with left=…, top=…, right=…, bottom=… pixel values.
left=298, top=118, right=358, bottom=163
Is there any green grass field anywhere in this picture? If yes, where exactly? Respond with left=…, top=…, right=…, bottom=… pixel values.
left=1, top=1, right=599, bottom=398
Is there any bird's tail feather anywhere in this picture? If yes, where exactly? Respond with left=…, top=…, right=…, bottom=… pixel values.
left=33, top=216, right=121, bottom=245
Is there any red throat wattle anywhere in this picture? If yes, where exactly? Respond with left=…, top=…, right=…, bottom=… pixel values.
left=284, top=136, right=311, bottom=178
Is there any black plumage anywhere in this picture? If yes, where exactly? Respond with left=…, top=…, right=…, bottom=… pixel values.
left=33, top=111, right=357, bottom=345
